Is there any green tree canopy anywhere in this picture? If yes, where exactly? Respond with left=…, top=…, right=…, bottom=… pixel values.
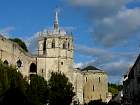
left=108, top=83, right=123, bottom=96
left=27, top=75, right=48, bottom=105
left=9, top=38, right=28, bottom=52
left=48, top=72, right=75, bottom=105
left=0, top=60, right=28, bottom=96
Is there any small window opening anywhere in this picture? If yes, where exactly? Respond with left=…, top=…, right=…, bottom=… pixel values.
left=93, top=85, right=94, bottom=91
left=61, top=62, right=63, bottom=65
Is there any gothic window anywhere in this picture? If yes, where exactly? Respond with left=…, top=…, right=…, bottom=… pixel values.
left=63, top=41, right=66, bottom=49
left=86, top=77, right=87, bottom=82
left=93, top=85, right=94, bottom=91
left=52, top=39, right=55, bottom=48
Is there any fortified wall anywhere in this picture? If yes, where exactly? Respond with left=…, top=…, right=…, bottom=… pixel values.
left=0, top=35, right=37, bottom=79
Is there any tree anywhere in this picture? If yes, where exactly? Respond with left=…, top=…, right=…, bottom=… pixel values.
left=9, top=38, right=28, bottom=52
left=27, top=75, right=48, bottom=105
left=0, top=60, right=34, bottom=105
left=48, top=72, right=75, bottom=105
left=0, top=60, right=28, bottom=96
left=0, top=88, right=35, bottom=105
left=108, top=83, right=123, bottom=96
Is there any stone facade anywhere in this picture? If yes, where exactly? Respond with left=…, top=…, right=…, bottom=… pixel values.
left=0, top=12, right=108, bottom=104
left=83, top=70, right=108, bottom=103
left=0, top=35, right=36, bottom=79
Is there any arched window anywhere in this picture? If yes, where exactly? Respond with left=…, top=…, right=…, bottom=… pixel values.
left=30, top=63, right=37, bottom=73
left=52, top=39, right=55, bottom=48
left=4, top=60, right=8, bottom=65
left=63, top=41, right=66, bottom=49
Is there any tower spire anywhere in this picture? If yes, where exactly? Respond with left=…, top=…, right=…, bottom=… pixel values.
left=54, top=11, right=59, bottom=31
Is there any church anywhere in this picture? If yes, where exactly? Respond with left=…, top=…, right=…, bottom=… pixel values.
left=0, top=11, right=108, bottom=104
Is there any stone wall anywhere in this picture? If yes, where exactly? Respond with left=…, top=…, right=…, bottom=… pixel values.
left=0, top=35, right=36, bottom=78
left=83, top=70, right=108, bottom=103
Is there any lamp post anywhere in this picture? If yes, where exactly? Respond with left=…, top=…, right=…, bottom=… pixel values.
left=16, top=59, right=22, bottom=72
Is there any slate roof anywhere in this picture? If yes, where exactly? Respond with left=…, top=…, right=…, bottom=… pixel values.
left=82, top=66, right=100, bottom=71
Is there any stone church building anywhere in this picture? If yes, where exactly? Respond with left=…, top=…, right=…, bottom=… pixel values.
left=0, top=12, right=108, bottom=104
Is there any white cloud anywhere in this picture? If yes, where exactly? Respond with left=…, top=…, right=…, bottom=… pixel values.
left=0, top=26, right=15, bottom=38
left=74, top=62, right=84, bottom=68
left=25, top=32, right=39, bottom=54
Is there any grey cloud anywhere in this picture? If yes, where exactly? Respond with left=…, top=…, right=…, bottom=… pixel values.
left=101, top=60, right=132, bottom=76
left=66, top=0, right=140, bottom=47
left=69, top=0, right=130, bottom=7
left=75, top=44, right=110, bottom=56
left=75, top=44, right=138, bottom=82
left=109, top=76, right=123, bottom=84
left=94, top=8, right=140, bottom=47
left=67, top=0, right=132, bottom=19
left=75, top=58, right=133, bottom=83
left=75, top=44, right=137, bottom=59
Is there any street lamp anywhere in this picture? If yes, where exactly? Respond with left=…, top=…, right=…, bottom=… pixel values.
left=17, top=59, right=22, bottom=68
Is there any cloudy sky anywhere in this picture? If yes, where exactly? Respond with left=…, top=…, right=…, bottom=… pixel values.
left=0, top=0, right=140, bottom=83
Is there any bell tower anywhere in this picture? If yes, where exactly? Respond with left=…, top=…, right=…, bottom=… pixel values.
left=37, top=11, right=74, bottom=79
